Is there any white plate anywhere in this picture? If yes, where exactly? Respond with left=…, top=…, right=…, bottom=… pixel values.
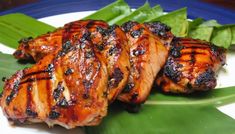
left=0, top=11, right=235, bottom=134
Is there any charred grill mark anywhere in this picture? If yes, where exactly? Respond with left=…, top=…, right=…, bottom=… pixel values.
left=22, top=63, right=54, bottom=79
left=187, top=83, right=193, bottom=90
left=164, top=57, right=182, bottom=82
left=62, top=40, right=72, bottom=50
left=144, top=22, right=171, bottom=38
left=57, top=41, right=73, bottom=58
left=177, top=52, right=207, bottom=57
left=130, top=28, right=144, bottom=38
left=107, top=25, right=118, bottom=37
left=108, top=68, right=124, bottom=88
left=27, top=84, right=32, bottom=91
left=49, top=110, right=60, bottom=119
left=82, top=80, right=93, bottom=99
left=108, top=46, right=118, bottom=56
left=80, top=32, right=91, bottom=42
left=103, top=91, right=108, bottom=97
left=18, top=37, right=33, bottom=44
left=170, top=45, right=184, bottom=58
left=132, top=47, right=146, bottom=56
left=130, top=92, right=138, bottom=102
left=26, top=83, right=37, bottom=117
left=6, top=80, right=20, bottom=105
left=85, top=20, right=95, bottom=29
left=64, top=68, right=74, bottom=76
left=26, top=108, right=37, bottom=117
left=19, top=77, right=52, bottom=85
left=22, top=71, right=47, bottom=79
left=53, top=82, right=64, bottom=101
left=46, top=64, right=54, bottom=77
left=2, top=77, right=6, bottom=82
left=96, top=44, right=104, bottom=51
left=121, top=21, right=138, bottom=33
left=195, top=69, right=215, bottom=87
left=6, top=90, right=17, bottom=105
left=63, top=23, right=73, bottom=43
left=123, top=83, right=135, bottom=93
left=182, top=44, right=211, bottom=48
left=13, top=50, right=23, bottom=57
left=85, top=50, right=95, bottom=58
left=96, top=26, right=107, bottom=36
left=96, top=24, right=118, bottom=37
left=190, top=50, right=196, bottom=64
left=56, top=97, right=69, bottom=108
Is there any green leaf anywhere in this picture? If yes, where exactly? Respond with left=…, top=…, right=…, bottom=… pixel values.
left=114, top=2, right=152, bottom=25
left=150, top=8, right=188, bottom=37
left=188, top=20, right=221, bottom=41
left=83, top=0, right=131, bottom=24
left=145, top=5, right=164, bottom=22
left=200, top=20, right=221, bottom=27
left=0, top=52, right=33, bottom=93
left=0, top=13, right=55, bottom=49
left=211, top=26, right=232, bottom=48
left=86, top=86, right=235, bottom=134
left=230, top=26, right=235, bottom=45
left=188, top=26, right=214, bottom=41
left=188, top=18, right=204, bottom=32
left=114, top=2, right=163, bottom=25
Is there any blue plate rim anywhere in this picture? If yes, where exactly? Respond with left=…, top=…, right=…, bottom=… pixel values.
left=1, top=0, right=235, bottom=24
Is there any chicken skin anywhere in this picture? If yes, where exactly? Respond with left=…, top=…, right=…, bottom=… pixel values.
left=0, top=18, right=227, bottom=129
left=13, top=20, right=130, bottom=103
left=117, top=21, right=172, bottom=104
left=1, top=28, right=108, bottom=128
left=156, top=37, right=226, bottom=93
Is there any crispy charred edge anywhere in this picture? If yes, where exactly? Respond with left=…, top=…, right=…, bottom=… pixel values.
left=108, top=68, right=124, bottom=89
left=13, top=37, right=34, bottom=61
left=121, top=21, right=139, bottom=33
left=13, top=20, right=107, bottom=62
left=4, top=71, right=24, bottom=106
left=157, top=37, right=226, bottom=93
left=13, top=28, right=63, bottom=61
left=144, top=21, right=171, bottom=38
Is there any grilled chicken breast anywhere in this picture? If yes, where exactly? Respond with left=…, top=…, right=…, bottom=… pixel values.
left=1, top=28, right=108, bottom=128
left=13, top=20, right=130, bottom=103
left=117, top=22, right=171, bottom=104
left=156, top=37, right=226, bottom=93
left=0, top=18, right=226, bottom=129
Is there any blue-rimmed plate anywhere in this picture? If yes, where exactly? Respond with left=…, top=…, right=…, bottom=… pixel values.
left=1, top=1, right=235, bottom=134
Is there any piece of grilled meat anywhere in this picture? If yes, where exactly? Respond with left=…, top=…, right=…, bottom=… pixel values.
left=117, top=22, right=172, bottom=104
left=13, top=20, right=94, bottom=62
left=156, top=37, right=226, bottom=93
left=13, top=20, right=130, bottom=103
left=1, top=28, right=108, bottom=128
left=90, top=24, right=130, bottom=103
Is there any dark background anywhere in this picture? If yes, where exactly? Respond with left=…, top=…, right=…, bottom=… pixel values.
left=0, top=0, right=235, bottom=12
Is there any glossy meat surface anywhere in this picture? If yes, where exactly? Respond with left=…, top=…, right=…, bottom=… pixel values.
left=13, top=20, right=130, bottom=103
left=156, top=37, right=226, bottom=93
left=1, top=29, right=108, bottom=128
left=117, top=22, right=171, bottom=104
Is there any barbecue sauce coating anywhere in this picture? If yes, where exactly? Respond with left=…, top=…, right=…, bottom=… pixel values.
left=156, top=37, right=226, bottom=93
left=118, top=21, right=171, bottom=104
left=1, top=21, right=108, bottom=128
